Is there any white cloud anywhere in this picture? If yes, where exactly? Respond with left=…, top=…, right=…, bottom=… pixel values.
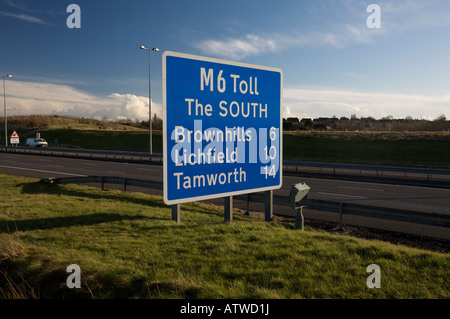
left=4, top=81, right=448, bottom=123
left=196, top=23, right=382, bottom=60
left=6, top=80, right=447, bottom=122
left=381, top=0, right=450, bottom=29
left=1, top=0, right=56, bottom=25
left=4, top=80, right=160, bottom=121
left=283, top=87, right=450, bottom=120
left=0, top=10, right=53, bottom=26
left=198, top=34, right=279, bottom=60
left=196, top=0, right=450, bottom=60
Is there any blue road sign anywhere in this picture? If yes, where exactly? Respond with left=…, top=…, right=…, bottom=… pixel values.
left=163, top=51, right=282, bottom=205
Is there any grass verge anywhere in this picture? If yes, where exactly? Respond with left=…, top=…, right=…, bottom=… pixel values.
left=283, top=131, right=450, bottom=167
left=0, top=174, right=448, bottom=299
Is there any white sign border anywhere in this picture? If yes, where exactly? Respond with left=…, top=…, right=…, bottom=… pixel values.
left=162, top=51, right=283, bottom=205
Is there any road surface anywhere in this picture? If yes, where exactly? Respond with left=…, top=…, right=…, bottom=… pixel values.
left=1, top=152, right=449, bottom=239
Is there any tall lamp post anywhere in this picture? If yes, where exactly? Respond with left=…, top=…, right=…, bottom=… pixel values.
left=140, top=45, right=159, bottom=154
left=1, top=74, right=12, bottom=147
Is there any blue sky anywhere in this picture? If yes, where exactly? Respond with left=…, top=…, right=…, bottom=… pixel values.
left=1, top=0, right=449, bottom=121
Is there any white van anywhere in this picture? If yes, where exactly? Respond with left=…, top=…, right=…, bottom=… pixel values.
left=26, top=137, right=48, bottom=148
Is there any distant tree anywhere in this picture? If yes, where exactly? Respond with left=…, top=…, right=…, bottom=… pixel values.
left=432, top=114, right=449, bottom=131
left=283, top=120, right=293, bottom=131
left=152, top=113, right=163, bottom=130
left=303, top=118, right=313, bottom=131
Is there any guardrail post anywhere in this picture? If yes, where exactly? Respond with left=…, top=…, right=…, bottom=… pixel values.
left=336, top=202, right=345, bottom=231
left=172, top=204, right=180, bottom=224
left=265, top=190, right=273, bottom=221
left=224, top=196, right=233, bottom=223
left=244, top=194, right=250, bottom=215
left=124, top=178, right=127, bottom=192
left=101, top=177, right=105, bottom=191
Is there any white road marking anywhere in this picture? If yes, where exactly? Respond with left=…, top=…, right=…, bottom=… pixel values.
left=137, top=167, right=160, bottom=172
left=337, top=186, right=384, bottom=192
left=317, top=192, right=367, bottom=199
left=285, top=175, right=450, bottom=192
left=0, top=164, right=87, bottom=176
left=106, top=170, right=124, bottom=175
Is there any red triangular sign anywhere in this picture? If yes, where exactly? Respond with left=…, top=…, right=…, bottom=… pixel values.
left=10, top=130, right=19, bottom=138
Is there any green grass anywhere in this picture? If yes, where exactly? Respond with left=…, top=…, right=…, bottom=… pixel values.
left=0, top=174, right=448, bottom=299
left=283, top=131, right=450, bottom=168
left=40, top=128, right=162, bottom=153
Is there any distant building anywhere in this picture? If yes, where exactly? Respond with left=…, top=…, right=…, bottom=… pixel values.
left=286, top=117, right=299, bottom=123
left=313, top=117, right=332, bottom=123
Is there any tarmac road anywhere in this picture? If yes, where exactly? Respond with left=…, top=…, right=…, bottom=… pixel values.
left=1, top=152, right=449, bottom=239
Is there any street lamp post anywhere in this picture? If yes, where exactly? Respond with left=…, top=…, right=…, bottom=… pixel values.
left=140, top=45, right=159, bottom=154
left=1, top=74, right=12, bottom=147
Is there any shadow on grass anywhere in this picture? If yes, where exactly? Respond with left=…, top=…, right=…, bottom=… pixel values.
left=0, top=213, right=160, bottom=233
left=19, top=181, right=169, bottom=209
left=22, top=181, right=225, bottom=217
left=17, top=181, right=224, bottom=223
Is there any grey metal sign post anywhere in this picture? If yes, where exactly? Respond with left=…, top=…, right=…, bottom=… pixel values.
left=172, top=204, right=181, bottom=224
left=289, top=183, right=310, bottom=230
left=224, top=197, right=233, bottom=222
left=265, top=190, right=273, bottom=221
